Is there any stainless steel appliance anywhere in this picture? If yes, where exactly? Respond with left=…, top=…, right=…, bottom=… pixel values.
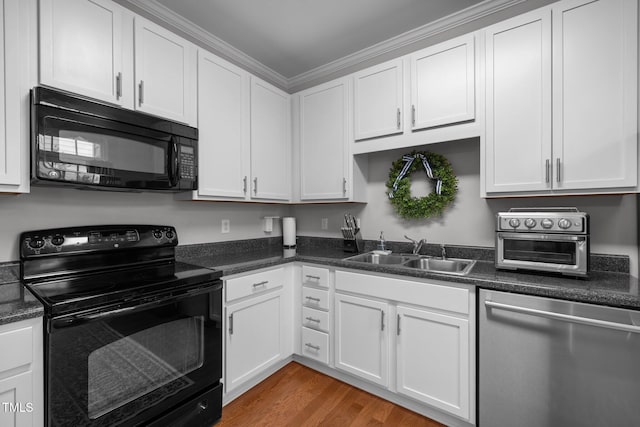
left=21, top=225, right=222, bottom=427
left=496, top=207, right=589, bottom=277
left=31, top=86, right=198, bottom=192
left=479, top=290, right=640, bottom=427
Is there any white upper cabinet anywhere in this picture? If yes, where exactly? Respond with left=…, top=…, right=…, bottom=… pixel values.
left=250, top=77, right=291, bottom=201
left=196, top=51, right=250, bottom=199
left=485, top=0, right=637, bottom=195
left=551, top=0, right=637, bottom=191
left=39, top=0, right=131, bottom=107
left=134, top=16, right=197, bottom=126
left=0, top=0, right=33, bottom=193
left=354, top=58, right=403, bottom=140
left=298, top=78, right=350, bottom=200
left=410, top=34, right=475, bottom=131
left=484, top=8, right=552, bottom=193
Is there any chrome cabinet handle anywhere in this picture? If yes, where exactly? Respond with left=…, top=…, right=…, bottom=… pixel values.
left=305, top=275, right=321, bottom=281
left=138, top=81, right=144, bottom=106
left=305, top=296, right=321, bottom=302
left=342, top=178, right=347, bottom=195
left=556, top=158, right=561, bottom=183
left=116, top=72, right=122, bottom=99
left=411, top=105, right=416, bottom=127
left=397, top=314, right=401, bottom=336
left=396, top=108, right=401, bottom=129
left=485, top=300, right=640, bottom=334
left=305, top=343, right=320, bottom=351
left=545, top=159, right=550, bottom=183
left=381, top=311, right=385, bottom=331
left=252, top=281, right=268, bottom=288
left=253, top=177, right=258, bottom=195
left=228, top=313, right=234, bottom=335
left=243, top=176, right=247, bottom=194
left=305, top=316, right=321, bottom=323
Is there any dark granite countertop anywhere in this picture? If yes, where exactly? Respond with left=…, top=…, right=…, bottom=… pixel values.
left=0, top=263, right=44, bottom=325
left=179, top=245, right=640, bottom=311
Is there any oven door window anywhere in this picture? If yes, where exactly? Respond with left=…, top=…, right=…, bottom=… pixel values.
left=36, top=117, right=172, bottom=189
left=503, top=239, right=577, bottom=265
left=87, top=316, right=204, bottom=419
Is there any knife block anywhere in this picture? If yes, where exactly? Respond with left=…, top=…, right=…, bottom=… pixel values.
left=343, top=229, right=363, bottom=253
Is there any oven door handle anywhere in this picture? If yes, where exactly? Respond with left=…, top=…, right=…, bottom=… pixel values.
left=497, top=232, right=586, bottom=242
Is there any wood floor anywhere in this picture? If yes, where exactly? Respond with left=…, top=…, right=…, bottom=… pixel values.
left=218, top=362, right=445, bottom=427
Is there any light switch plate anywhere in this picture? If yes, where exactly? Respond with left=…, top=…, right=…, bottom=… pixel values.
left=321, top=218, right=328, bottom=230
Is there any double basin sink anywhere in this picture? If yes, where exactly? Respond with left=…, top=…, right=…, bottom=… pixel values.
left=344, top=252, right=476, bottom=276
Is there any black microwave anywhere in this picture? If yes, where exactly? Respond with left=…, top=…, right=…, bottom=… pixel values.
left=31, top=86, right=197, bottom=192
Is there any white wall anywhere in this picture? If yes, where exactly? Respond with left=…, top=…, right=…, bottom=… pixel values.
left=293, top=139, right=639, bottom=275
left=0, top=187, right=290, bottom=262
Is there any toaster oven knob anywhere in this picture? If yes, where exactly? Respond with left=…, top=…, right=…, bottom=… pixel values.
left=541, top=218, right=554, bottom=229
left=165, top=230, right=174, bottom=239
left=558, top=218, right=572, bottom=229
left=51, top=235, right=65, bottom=246
left=152, top=230, right=163, bottom=239
left=508, top=218, right=521, bottom=228
left=524, top=218, right=537, bottom=228
left=28, top=238, right=45, bottom=249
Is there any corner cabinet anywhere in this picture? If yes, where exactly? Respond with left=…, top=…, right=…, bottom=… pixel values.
left=250, top=78, right=291, bottom=201
left=484, top=0, right=638, bottom=195
left=0, top=0, right=34, bottom=194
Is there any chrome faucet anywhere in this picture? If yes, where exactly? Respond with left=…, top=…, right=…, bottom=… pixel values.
left=405, top=235, right=426, bottom=255
left=441, top=244, right=447, bottom=260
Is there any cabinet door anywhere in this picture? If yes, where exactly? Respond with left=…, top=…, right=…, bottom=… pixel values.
left=39, top=0, right=128, bottom=106
left=299, top=79, right=349, bottom=200
left=552, top=0, right=637, bottom=190
left=410, top=34, right=475, bottom=131
left=250, top=78, right=291, bottom=201
left=485, top=8, right=552, bottom=193
left=354, top=59, right=403, bottom=140
left=334, top=293, right=389, bottom=387
left=0, top=371, right=35, bottom=427
left=396, top=305, right=470, bottom=419
left=197, top=50, right=250, bottom=199
left=134, top=16, right=197, bottom=126
left=226, top=291, right=283, bottom=392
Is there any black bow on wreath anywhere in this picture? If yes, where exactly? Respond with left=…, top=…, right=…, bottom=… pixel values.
left=388, top=153, right=443, bottom=199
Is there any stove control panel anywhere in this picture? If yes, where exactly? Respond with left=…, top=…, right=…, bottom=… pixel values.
left=20, top=225, right=178, bottom=257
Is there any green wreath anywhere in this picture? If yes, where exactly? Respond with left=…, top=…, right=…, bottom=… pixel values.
left=386, top=150, right=458, bottom=219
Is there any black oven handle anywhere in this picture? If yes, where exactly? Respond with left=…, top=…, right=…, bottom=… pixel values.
left=168, top=137, right=179, bottom=187
left=51, top=282, right=222, bottom=329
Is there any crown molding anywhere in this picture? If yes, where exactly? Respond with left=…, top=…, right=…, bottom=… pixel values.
left=121, top=0, right=526, bottom=93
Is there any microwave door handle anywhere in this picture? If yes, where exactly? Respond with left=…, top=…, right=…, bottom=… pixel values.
left=168, top=138, right=179, bottom=187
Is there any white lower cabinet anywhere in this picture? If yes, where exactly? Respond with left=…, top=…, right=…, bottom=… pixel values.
left=224, top=267, right=290, bottom=394
left=396, top=305, right=470, bottom=419
left=0, top=317, right=44, bottom=427
left=299, top=265, right=331, bottom=365
left=334, top=293, right=389, bottom=387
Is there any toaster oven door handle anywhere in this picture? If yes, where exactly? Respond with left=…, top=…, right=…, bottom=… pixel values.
left=497, top=232, right=585, bottom=242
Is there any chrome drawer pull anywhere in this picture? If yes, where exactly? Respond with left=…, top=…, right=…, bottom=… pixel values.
left=305, top=343, right=320, bottom=351
left=305, top=296, right=321, bottom=302
left=305, top=316, right=321, bottom=323
left=252, top=281, right=268, bottom=288
left=305, top=275, right=321, bottom=280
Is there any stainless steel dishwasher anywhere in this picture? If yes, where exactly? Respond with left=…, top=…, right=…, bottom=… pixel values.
left=479, top=289, right=640, bottom=427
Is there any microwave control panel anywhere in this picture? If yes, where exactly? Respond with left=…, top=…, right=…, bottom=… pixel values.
left=179, top=145, right=196, bottom=180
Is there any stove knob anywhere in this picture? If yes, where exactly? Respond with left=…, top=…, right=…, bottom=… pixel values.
left=28, top=238, right=45, bottom=249
left=524, top=218, right=537, bottom=228
left=541, top=218, right=554, bottom=229
left=152, top=230, right=163, bottom=239
left=165, top=230, right=174, bottom=239
left=558, top=218, right=572, bottom=229
left=51, top=235, right=65, bottom=246
left=508, top=218, right=521, bottom=228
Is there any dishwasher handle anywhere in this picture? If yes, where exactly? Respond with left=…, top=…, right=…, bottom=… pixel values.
left=485, top=300, right=640, bottom=334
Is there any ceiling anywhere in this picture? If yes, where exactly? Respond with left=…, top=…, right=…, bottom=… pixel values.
left=153, top=0, right=485, bottom=79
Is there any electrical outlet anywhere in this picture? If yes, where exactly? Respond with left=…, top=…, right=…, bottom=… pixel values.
left=321, top=218, right=328, bottom=230
left=221, top=219, right=230, bottom=234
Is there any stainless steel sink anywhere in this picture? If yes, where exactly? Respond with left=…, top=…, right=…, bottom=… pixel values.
left=402, top=257, right=476, bottom=276
left=344, top=253, right=410, bottom=265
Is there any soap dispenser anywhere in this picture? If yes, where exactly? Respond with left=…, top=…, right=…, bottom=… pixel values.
left=377, top=231, right=386, bottom=251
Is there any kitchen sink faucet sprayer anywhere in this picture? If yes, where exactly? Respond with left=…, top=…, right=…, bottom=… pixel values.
left=441, top=244, right=447, bottom=260
left=377, top=231, right=386, bottom=251
left=405, top=235, right=426, bottom=255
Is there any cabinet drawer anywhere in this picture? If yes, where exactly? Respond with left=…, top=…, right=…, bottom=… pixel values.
left=0, top=326, right=32, bottom=372
left=302, top=286, right=329, bottom=310
left=301, top=265, right=329, bottom=288
left=226, top=267, right=285, bottom=302
left=301, top=327, right=329, bottom=364
left=302, top=306, right=329, bottom=332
